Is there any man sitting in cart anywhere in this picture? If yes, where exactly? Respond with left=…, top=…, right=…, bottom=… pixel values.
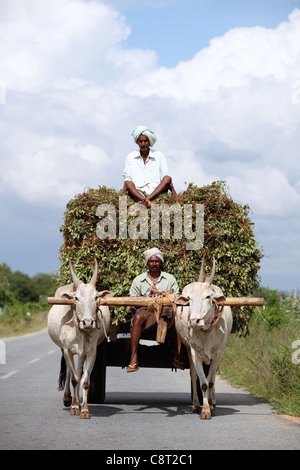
left=122, top=125, right=178, bottom=208
left=127, top=247, right=184, bottom=373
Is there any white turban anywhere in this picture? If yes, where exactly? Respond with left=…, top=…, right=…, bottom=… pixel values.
left=143, top=247, right=164, bottom=265
left=132, top=126, right=157, bottom=147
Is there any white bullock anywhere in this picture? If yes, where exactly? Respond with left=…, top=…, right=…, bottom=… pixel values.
left=175, top=257, right=232, bottom=419
left=48, top=260, right=113, bottom=419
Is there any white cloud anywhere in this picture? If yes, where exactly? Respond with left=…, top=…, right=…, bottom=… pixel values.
left=227, top=168, right=300, bottom=217
left=0, top=0, right=130, bottom=91
left=1, top=1, right=300, bottom=222
left=1, top=135, right=111, bottom=206
left=125, top=9, right=300, bottom=102
left=1, top=0, right=300, bottom=287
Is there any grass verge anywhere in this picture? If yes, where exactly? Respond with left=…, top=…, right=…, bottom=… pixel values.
left=219, top=314, right=300, bottom=417
left=0, top=310, right=48, bottom=338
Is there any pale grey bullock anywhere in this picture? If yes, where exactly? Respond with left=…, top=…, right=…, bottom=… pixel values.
left=175, top=257, right=232, bottom=420
left=48, top=260, right=113, bottom=419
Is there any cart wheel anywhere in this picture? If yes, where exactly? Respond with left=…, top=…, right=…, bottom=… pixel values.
left=88, top=340, right=107, bottom=404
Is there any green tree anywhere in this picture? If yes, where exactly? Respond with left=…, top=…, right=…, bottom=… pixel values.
left=263, top=289, right=285, bottom=327
left=8, top=271, right=39, bottom=303
left=31, top=273, right=58, bottom=298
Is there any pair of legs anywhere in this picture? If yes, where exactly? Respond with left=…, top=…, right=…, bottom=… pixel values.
left=123, top=176, right=178, bottom=208
left=127, top=307, right=184, bottom=372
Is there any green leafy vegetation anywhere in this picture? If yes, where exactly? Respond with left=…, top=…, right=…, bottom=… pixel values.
left=0, top=263, right=59, bottom=337
left=59, top=182, right=263, bottom=334
left=220, top=288, right=300, bottom=417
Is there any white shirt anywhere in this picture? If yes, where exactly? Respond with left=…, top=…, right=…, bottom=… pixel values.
left=122, top=149, right=169, bottom=191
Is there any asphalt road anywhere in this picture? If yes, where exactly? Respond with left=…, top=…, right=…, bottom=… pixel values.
left=0, top=328, right=299, bottom=451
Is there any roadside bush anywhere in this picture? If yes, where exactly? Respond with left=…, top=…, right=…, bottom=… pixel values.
left=0, top=298, right=50, bottom=325
left=0, top=263, right=59, bottom=307
left=220, top=311, right=300, bottom=417
left=0, top=264, right=59, bottom=337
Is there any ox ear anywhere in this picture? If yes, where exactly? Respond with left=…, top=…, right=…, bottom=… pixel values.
left=61, top=293, right=74, bottom=300
left=213, top=295, right=226, bottom=304
left=174, top=295, right=190, bottom=306
left=97, top=290, right=114, bottom=299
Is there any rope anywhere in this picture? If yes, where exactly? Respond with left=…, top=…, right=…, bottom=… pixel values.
left=147, top=286, right=177, bottom=326
left=201, top=301, right=225, bottom=332
left=98, top=307, right=108, bottom=339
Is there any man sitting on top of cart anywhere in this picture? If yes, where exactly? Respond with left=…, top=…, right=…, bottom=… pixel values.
left=127, top=247, right=184, bottom=373
left=122, top=125, right=178, bottom=208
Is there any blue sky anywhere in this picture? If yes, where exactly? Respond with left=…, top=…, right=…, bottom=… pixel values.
left=1, top=0, right=300, bottom=292
left=115, top=0, right=300, bottom=66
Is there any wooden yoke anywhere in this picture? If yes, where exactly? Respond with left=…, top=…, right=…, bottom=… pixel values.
left=94, top=296, right=265, bottom=308
left=47, top=295, right=264, bottom=344
left=47, top=295, right=265, bottom=308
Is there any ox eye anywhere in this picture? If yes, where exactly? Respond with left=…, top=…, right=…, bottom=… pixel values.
left=206, top=295, right=211, bottom=299
left=74, top=296, right=79, bottom=301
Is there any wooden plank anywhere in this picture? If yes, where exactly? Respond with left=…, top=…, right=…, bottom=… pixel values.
left=216, top=297, right=264, bottom=306
left=47, top=297, right=75, bottom=305
left=98, top=296, right=264, bottom=307
left=47, top=295, right=264, bottom=307
left=156, top=318, right=168, bottom=344
left=99, top=296, right=178, bottom=307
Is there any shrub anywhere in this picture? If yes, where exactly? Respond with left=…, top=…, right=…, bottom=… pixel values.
left=220, top=313, right=300, bottom=416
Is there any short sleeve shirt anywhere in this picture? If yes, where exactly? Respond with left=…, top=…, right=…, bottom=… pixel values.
left=122, top=149, right=169, bottom=190
left=129, top=271, right=179, bottom=297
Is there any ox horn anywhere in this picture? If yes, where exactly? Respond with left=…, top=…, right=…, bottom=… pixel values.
left=198, top=255, right=205, bottom=282
left=90, top=259, right=99, bottom=286
left=69, top=260, right=83, bottom=288
left=207, top=256, right=216, bottom=286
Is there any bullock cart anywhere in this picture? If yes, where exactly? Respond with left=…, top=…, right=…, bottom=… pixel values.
left=47, top=295, right=264, bottom=404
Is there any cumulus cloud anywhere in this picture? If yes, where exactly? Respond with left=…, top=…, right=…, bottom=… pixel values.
left=227, top=168, right=300, bottom=217
left=0, top=0, right=130, bottom=91
left=1, top=1, right=300, bottom=220
left=125, top=9, right=300, bottom=101
left=1, top=0, right=300, bottom=287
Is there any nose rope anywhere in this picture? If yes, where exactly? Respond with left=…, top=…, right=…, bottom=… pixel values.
left=190, top=301, right=225, bottom=332
left=72, top=304, right=100, bottom=333
left=206, top=302, right=225, bottom=330
left=98, top=307, right=108, bottom=339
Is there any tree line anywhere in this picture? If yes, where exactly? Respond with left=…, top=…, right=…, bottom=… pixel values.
left=0, top=262, right=58, bottom=307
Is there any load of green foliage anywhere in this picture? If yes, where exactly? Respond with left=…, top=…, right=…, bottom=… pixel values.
left=59, top=182, right=263, bottom=335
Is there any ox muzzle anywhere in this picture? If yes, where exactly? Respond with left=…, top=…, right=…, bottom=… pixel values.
left=79, top=318, right=97, bottom=330
left=189, top=318, right=206, bottom=329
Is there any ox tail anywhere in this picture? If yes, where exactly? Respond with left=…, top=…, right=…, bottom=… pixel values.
left=58, top=354, right=67, bottom=391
